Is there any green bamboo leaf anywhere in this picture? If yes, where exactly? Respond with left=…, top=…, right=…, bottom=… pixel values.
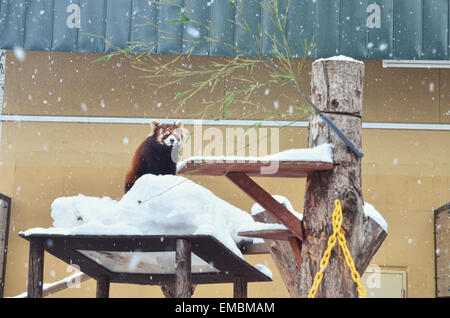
left=280, top=79, right=292, bottom=87
left=168, top=13, right=191, bottom=24
left=176, top=92, right=186, bottom=100
left=193, top=73, right=201, bottom=84
left=224, top=96, right=233, bottom=110
left=82, top=32, right=103, bottom=39
left=302, top=39, right=308, bottom=50
left=273, top=0, right=279, bottom=15
left=121, top=44, right=138, bottom=53
left=244, top=122, right=262, bottom=133
left=276, top=74, right=292, bottom=79
left=93, top=54, right=115, bottom=63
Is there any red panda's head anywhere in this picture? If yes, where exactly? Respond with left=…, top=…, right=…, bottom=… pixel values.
left=150, top=120, right=184, bottom=148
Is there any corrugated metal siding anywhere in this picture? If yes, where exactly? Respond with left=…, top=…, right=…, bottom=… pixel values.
left=0, top=0, right=449, bottom=60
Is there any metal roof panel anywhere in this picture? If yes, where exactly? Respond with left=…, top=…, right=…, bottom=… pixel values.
left=0, top=0, right=449, bottom=60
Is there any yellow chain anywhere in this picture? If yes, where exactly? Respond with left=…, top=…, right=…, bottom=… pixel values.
left=307, top=200, right=367, bottom=298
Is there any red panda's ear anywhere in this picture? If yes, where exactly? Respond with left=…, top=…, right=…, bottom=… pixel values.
left=174, top=120, right=183, bottom=129
left=150, top=120, right=161, bottom=135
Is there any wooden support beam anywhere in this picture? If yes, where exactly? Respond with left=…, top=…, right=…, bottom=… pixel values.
left=96, top=276, right=110, bottom=298
left=240, top=242, right=269, bottom=255
left=233, top=276, right=248, bottom=298
left=27, top=238, right=44, bottom=298
left=288, top=237, right=302, bottom=269
left=226, top=172, right=303, bottom=240
left=238, top=229, right=296, bottom=241
left=175, top=239, right=192, bottom=298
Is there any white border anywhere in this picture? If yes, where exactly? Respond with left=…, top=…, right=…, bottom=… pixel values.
left=0, top=115, right=449, bottom=131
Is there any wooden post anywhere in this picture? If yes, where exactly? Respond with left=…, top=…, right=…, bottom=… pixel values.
left=233, top=276, right=248, bottom=298
left=27, top=238, right=44, bottom=298
left=297, top=58, right=387, bottom=297
left=253, top=210, right=302, bottom=297
left=96, top=276, right=110, bottom=298
left=175, top=239, right=192, bottom=298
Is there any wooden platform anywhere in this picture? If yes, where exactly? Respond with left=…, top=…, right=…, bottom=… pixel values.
left=20, top=233, right=271, bottom=298
left=177, top=160, right=334, bottom=178
left=177, top=156, right=335, bottom=281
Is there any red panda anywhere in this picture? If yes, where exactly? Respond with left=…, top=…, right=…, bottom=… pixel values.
left=124, top=120, right=183, bottom=193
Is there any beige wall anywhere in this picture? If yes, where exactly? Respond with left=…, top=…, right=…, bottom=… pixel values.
left=0, top=51, right=449, bottom=298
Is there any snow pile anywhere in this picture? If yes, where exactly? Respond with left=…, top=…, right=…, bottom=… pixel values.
left=251, top=195, right=303, bottom=221
left=251, top=196, right=387, bottom=233
left=177, top=143, right=333, bottom=171
left=313, top=55, right=364, bottom=65
left=21, top=174, right=285, bottom=259
left=260, top=143, right=333, bottom=163
left=363, top=202, right=388, bottom=233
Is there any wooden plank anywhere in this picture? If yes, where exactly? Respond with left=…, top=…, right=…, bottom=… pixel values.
left=178, top=161, right=333, bottom=178
left=240, top=242, right=269, bottom=255
left=238, top=229, right=296, bottom=241
left=175, top=239, right=192, bottom=298
left=226, top=172, right=304, bottom=240
left=27, top=238, right=44, bottom=298
left=109, top=272, right=246, bottom=285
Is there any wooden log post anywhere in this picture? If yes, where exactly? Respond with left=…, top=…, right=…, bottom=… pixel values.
left=175, top=239, right=192, bottom=298
left=233, top=276, right=248, bottom=298
left=298, top=58, right=387, bottom=297
left=27, top=238, right=44, bottom=298
left=96, top=276, right=110, bottom=298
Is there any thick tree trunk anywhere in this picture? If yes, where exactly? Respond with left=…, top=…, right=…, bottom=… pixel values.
left=298, top=58, right=387, bottom=297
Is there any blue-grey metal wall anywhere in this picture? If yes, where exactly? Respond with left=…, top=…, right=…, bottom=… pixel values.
left=0, top=0, right=449, bottom=60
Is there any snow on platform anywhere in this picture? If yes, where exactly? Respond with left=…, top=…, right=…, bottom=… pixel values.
left=177, top=143, right=334, bottom=178
left=21, top=174, right=284, bottom=261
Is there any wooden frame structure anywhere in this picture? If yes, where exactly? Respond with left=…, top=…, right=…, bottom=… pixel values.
left=178, top=160, right=334, bottom=271
left=19, top=233, right=271, bottom=298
